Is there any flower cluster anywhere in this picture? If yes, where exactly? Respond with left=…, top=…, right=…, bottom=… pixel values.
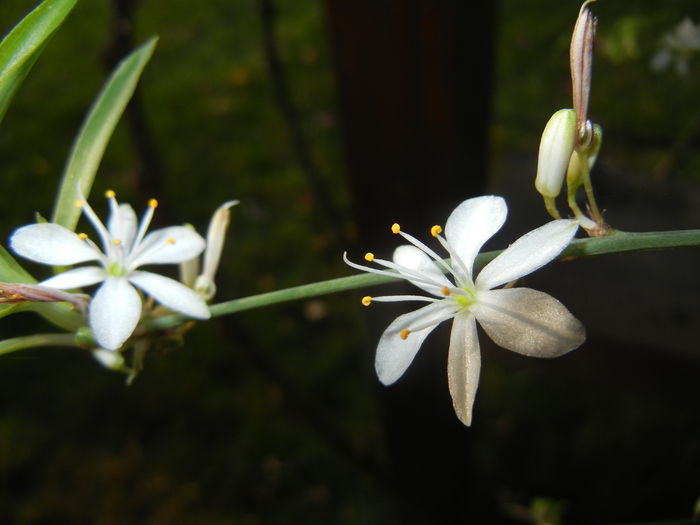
left=10, top=191, right=211, bottom=350
left=345, top=196, right=585, bottom=426
left=535, top=0, right=607, bottom=235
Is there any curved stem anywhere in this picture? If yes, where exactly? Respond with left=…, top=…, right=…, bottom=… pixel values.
left=581, top=163, right=602, bottom=221
left=0, top=333, right=81, bottom=355
left=142, top=228, right=700, bottom=332
left=543, top=196, right=562, bottom=219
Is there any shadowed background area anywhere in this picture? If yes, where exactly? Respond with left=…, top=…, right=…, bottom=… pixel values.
left=0, top=0, right=699, bottom=523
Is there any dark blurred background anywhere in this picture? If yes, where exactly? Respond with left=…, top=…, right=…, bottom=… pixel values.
left=1, top=0, right=699, bottom=523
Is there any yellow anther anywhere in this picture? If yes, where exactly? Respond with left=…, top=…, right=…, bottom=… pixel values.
left=361, top=296, right=372, bottom=306
left=391, top=223, right=401, bottom=234
left=364, top=252, right=375, bottom=262
left=400, top=329, right=411, bottom=340
left=431, top=225, right=443, bottom=237
left=166, top=237, right=176, bottom=244
left=78, top=233, right=88, bottom=240
left=441, top=286, right=451, bottom=296
left=112, top=239, right=121, bottom=245
left=75, top=200, right=84, bottom=208
left=148, top=198, right=158, bottom=208
left=105, top=189, right=116, bottom=198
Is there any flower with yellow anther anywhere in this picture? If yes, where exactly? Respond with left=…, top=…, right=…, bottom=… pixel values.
left=344, top=196, right=585, bottom=426
left=10, top=190, right=210, bottom=350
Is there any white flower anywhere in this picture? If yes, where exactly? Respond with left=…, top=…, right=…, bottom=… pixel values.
left=344, top=196, right=585, bottom=426
left=10, top=191, right=210, bottom=350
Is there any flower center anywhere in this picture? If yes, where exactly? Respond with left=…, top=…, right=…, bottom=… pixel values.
left=107, top=261, right=127, bottom=277
left=454, top=288, right=475, bottom=308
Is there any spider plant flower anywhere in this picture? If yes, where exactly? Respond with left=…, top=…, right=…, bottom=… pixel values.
left=344, top=196, right=585, bottom=426
left=10, top=191, right=210, bottom=350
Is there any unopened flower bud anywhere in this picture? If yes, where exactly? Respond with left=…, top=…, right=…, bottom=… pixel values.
left=535, top=109, right=577, bottom=198
left=571, top=0, right=597, bottom=134
left=195, top=200, right=239, bottom=300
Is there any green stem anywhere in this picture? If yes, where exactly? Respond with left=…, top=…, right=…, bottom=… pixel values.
left=543, top=196, right=562, bottom=219
left=142, top=228, right=700, bottom=332
left=566, top=176, right=589, bottom=225
left=0, top=333, right=80, bottom=355
left=581, top=161, right=602, bottom=221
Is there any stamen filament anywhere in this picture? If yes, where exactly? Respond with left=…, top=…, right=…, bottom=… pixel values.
left=77, top=195, right=114, bottom=257
left=131, top=199, right=157, bottom=251
left=435, top=234, right=471, bottom=285
left=343, top=252, right=422, bottom=284
left=396, top=229, right=456, bottom=279
left=402, top=309, right=457, bottom=335
left=370, top=295, right=439, bottom=303
left=371, top=256, right=452, bottom=292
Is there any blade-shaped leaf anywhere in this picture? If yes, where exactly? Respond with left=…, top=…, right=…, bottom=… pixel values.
left=0, top=245, right=82, bottom=329
left=0, top=244, right=35, bottom=283
left=0, top=0, right=79, bottom=123
left=51, top=36, right=158, bottom=230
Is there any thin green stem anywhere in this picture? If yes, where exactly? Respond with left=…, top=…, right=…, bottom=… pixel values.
left=566, top=176, right=589, bottom=224
left=581, top=161, right=602, bottom=221
left=0, top=333, right=80, bottom=355
left=142, top=228, right=700, bottom=333
left=543, top=196, right=562, bottom=219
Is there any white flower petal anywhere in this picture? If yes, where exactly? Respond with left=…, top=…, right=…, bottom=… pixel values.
left=447, top=313, right=481, bottom=426
left=393, top=245, right=452, bottom=296
left=108, top=203, right=137, bottom=249
left=41, top=266, right=106, bottom=289
left=128, top=226, right=205, bottom=268
left=476, top=219, right=578, bottom=291
left=473, top=288, right=585, bottom=357
left=375, top=301, right=456, bottom=385
left=10, top=223, right=101, bottom=265
left=202, top=200, right=238, bottom=281
left=90, top=277, right=142, bottom=351
left=445, top=196, right=507, bottom=281
left=128, top=270, right=210, bottom=319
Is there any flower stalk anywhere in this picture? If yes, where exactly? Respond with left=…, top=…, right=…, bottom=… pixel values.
left=141, top=228, right=700, bottom=333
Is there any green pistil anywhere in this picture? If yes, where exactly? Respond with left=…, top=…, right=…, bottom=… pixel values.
left=454, top=289, right=475, bottom=308
left=107, top=261, right=126, bottom=277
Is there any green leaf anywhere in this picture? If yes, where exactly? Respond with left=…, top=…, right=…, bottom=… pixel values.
left=51, top=37, right=158, bottom=231
left=0, top=304, right=24, bottom=319
left=0, top=245, right=82, bottom=329
left=0, top=0, right=79, bottom=124
left=0, top=244, right=35, bottom=283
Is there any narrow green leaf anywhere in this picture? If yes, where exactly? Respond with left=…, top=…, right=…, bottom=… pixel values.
left=51, top=36, right=158, bottom=230
left=0, top=304, right=24, bottom=319
left=0, top=333, right=80, bottom=356
left=0, top=245, right=82, bottom=329
left=0, top=0, right=79, bottom=123
left=0, top=244, right=35, bottom=283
